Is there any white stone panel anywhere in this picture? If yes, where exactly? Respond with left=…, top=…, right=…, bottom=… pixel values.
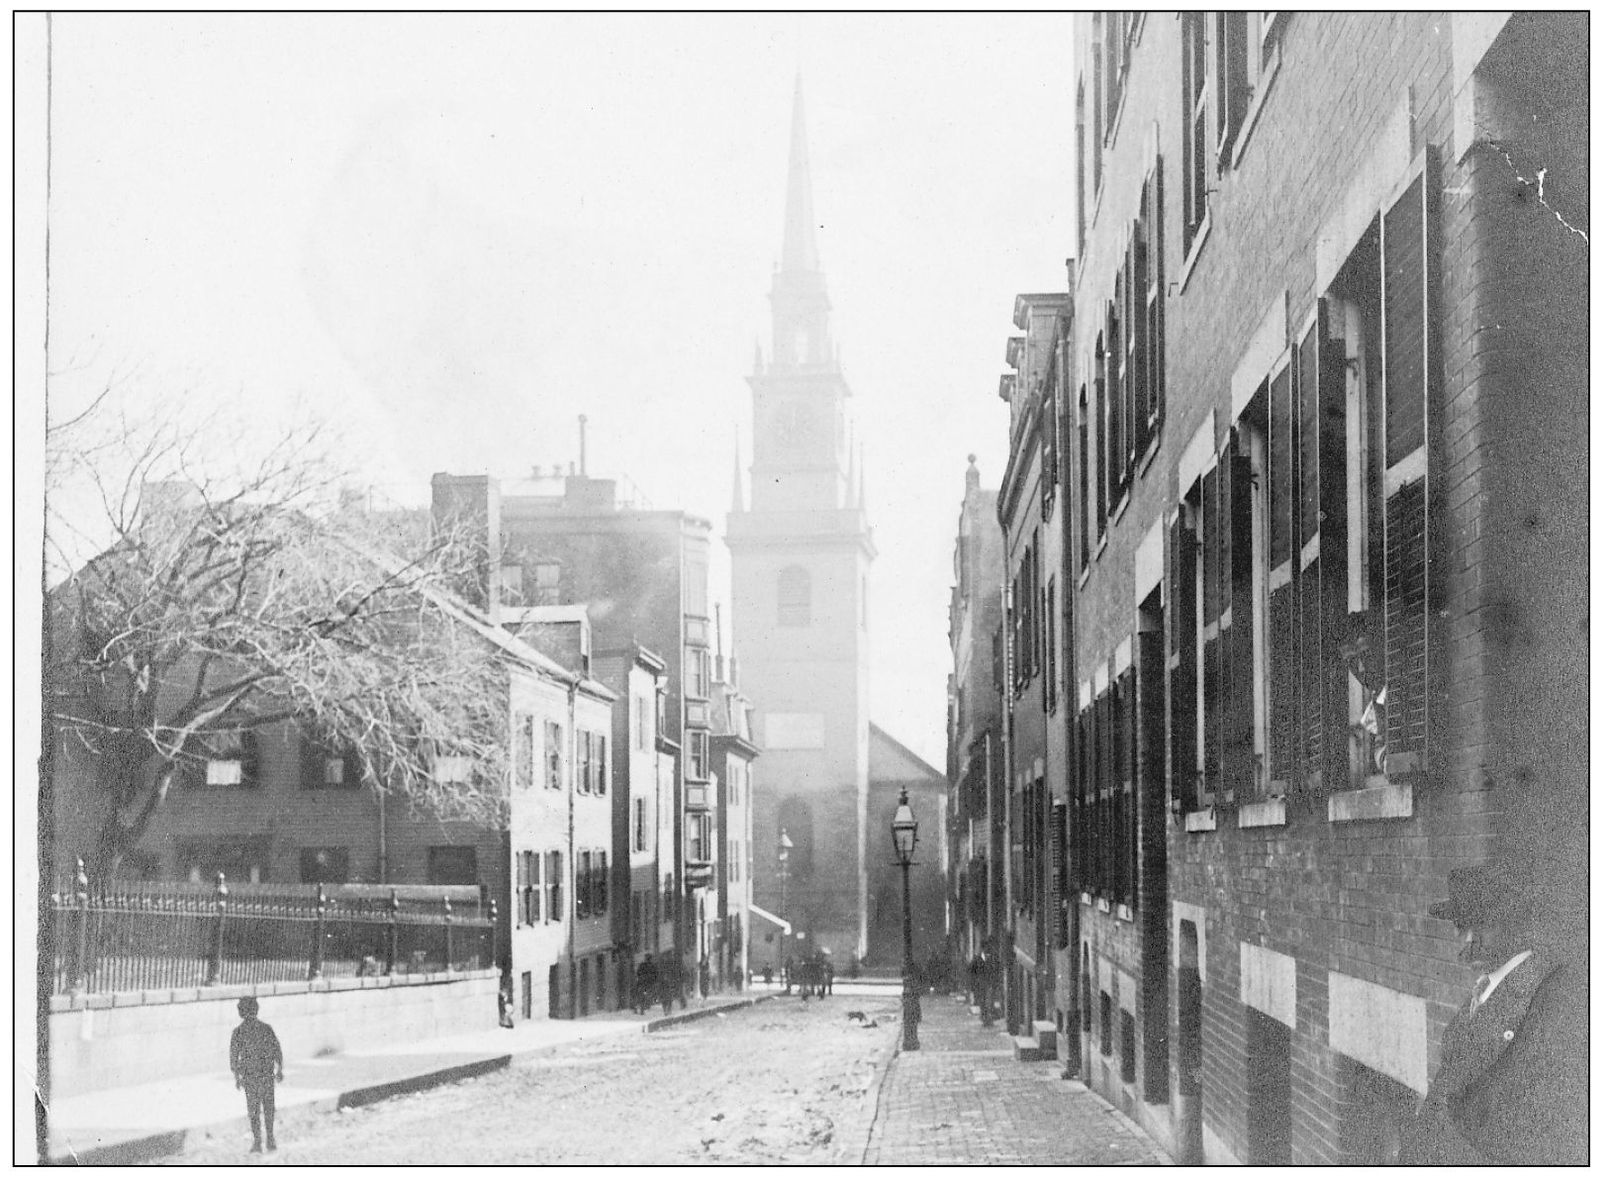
left=1239, top=942, right=1296, bottom=1028
left=1329, top=971, right=1430, bottom=1094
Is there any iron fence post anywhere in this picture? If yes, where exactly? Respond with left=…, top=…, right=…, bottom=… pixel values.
left=207, top=872, right=228, bottom=985
left=387, top=889, right=399, bottom=976
left=71, top=858, right=90, bottom=995
left=443, top=895, right=454, bottom=973
left=310, top=884, right=327, bottom=980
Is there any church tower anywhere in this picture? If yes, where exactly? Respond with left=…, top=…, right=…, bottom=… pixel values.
left=727, top=75, right=876, bottom=961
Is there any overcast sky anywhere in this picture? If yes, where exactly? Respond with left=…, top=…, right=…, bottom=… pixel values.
left=41, top=13, right=1077, bottom=768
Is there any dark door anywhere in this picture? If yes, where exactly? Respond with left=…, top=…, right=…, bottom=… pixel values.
left=1178, top=920, right=1204, bottom=1165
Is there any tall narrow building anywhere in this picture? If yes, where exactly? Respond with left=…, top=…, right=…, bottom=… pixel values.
left=727, top=76, right=876, bottom=961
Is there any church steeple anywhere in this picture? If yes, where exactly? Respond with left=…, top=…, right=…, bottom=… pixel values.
left=731, top=428, right=746, bottom=513
left=781, top=72, right=821, bottom=276
left=770, top=73, right=833, bottom=371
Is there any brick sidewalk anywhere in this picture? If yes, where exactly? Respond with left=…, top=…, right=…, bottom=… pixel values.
left=859, top=996, right=1170, bottom=1165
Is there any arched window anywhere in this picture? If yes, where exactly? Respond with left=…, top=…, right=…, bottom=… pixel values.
left=777, top=565, right=811, bottom=627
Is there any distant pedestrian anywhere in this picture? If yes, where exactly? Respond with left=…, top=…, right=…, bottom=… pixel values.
left=657, top=955, right=676, bottom=1016
left=823, top=960, right=834, bottom=996
left=498, top=973, right=516, bottom=1028
left=762, top=964, right=774, bottom=989
left=230, top=997, right=283, bottom=1153
left=782, top=957, right=794, bottom=995
left=699, top=953, right=710, bottom=998
left=635, top=956, right=659, bottom=1015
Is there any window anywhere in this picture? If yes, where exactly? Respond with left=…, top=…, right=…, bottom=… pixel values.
left=576, top=729, right=592, bottom=793
left=576, top=850, right=591, bottom=918
left=1075, top=81, right=1087, bottom=260
left=777, top=566, right=811, bottom=627
left=532, top=561, right=562, bottom=605
left=298, top=847, right=349, bottom=884
left=514, top=713, right=535, bottom=790
left=427, top=846, right=476, bottom=885
left=686, top=729, right=709, bottom=780
left=1182, top=11, right=1209, bottom=252
left=1169, top=493, right=1203, bottom=812
left=593, top=850, right=608, bottom=915
left=1078, top=386, right=1091, bottom=569
left=1121, top=1009, right=1138, bottom=1083
left=1044, top=577, right=1058, bottom=713
left=1100, top=990, right=1114, bottom=1056
left=432, top=753, right=472, bottom=786
left=1215, top=11, right=1250, bottom=164
left=301, top=730, right=360, bottom=790
left=593, top=732, right=608, bottom=794
left=635, top=692, right=652, bottom=751
left=181, top=839, right=268, bottom=884
left=632, top=795, right=648, bottom=854
left=547, top=851, right=564, bottom=921
left=687, top=813, right=712, bottom=863
left=1093, top=336, right=1109, bottom=536
left=499, top=563, right=524, bottom=605
left=686, top=646, right=710, bottom=699
left=544, top=721, right=564, bottom=790
left=516, top=850, right=540, bottom=926
left=193, top=730, right=259, bottom=788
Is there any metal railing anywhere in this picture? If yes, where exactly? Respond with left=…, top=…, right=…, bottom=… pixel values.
left=51, top=861, right=496, bottom=998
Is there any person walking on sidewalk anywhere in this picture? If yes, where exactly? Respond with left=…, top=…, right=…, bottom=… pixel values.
left=230, top=997, right=284, bottom=1153
left=823, top=960, right=834, bottom=997
left=635, top=956, right=659, bottom=1015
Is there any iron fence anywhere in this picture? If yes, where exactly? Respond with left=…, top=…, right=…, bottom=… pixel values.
left=50, top=864, right=496, bottom=998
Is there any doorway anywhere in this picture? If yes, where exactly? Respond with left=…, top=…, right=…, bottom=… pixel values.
left=1177, top=919, right=1204, bottom=1164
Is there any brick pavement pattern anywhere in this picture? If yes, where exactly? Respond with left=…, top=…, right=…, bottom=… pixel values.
left=861, top=996, right=1170, bottom=1165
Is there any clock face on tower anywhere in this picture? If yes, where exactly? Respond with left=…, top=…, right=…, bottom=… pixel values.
left=775, top=402, right=822, bottom=448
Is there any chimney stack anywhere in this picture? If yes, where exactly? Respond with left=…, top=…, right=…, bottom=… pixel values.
left=579, top=414, right=588, bottom=476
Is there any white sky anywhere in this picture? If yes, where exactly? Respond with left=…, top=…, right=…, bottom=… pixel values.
left=39, top=13, right=1077, bottom=770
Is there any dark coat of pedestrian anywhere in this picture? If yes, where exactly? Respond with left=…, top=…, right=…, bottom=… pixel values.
left=1398, top=864, right=1587, bottom=1165
left=823, top=961, right=833, bottom=996
left=230, top=997, right=284, bottom=1153
left=635, top=957, right=659, bottom=1015
left=762, top=964, right=774, bottom=988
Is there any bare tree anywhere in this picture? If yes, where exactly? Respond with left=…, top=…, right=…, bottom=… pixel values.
left=46, top=393, right=513, bottom=878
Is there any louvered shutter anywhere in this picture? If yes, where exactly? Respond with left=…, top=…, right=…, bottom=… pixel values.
left=1150, top=157, right=1166, bottom=432
left=1226, top=443, right=1257, bottom=798
left=1170, top=511, right=1199, bottom=810
left=1380, top=164, right=1437, bottom=777
left=1295, top=304, right=1351, bottom=792
left=240, top=730, right=260, bottom=788
left=1119, top=666, right=1138, bottom=906
left=1200, top=464, right=1221, bottom=803
left=1266, top=360, right=1298, bottom=793
left=1107, top=302, right=1122, bottom=505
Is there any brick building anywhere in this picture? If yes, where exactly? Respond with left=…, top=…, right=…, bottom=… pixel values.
left=708, top=634, right=757, bottom=991
left=997, top=291, right=1072, bottom=1037
left=944, top=457, right=1005, bottom=985
left=432, top=466, right=716, bottom=1005
left=1056, top=10, right=1586, bottom=1164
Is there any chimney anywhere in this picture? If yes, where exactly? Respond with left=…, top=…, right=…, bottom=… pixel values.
left=429, top=473, right=500, bottom=612
left=965, top=453, right=981, bottom=493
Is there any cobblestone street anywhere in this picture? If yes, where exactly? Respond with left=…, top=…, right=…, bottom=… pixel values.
left=860, top=996, right=1170, bottom=1165
left=166, top=990, right=900, bottom=1165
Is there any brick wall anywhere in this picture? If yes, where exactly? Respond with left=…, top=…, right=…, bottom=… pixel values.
left=1064, top=11, right=1584, bottom=1165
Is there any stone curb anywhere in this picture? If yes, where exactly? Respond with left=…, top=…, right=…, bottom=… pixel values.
left=49, top=997, right=775, bottom=1164
left=642, top=992, right=775, bottom=1033
left=834, top=1021, right=902, bottom=1165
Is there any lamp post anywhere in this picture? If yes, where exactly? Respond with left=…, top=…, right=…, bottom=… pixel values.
left=891, top=788, right=920, bottom=1051
left=777, top=829, right=792, bottom=980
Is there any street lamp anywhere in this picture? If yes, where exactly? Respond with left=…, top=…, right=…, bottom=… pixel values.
left=891, top=788, right=920, bottom=1051
left=777, top=829, right=792, bottom=982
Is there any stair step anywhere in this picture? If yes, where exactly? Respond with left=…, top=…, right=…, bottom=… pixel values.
left=1013, top=1035, right=1048, bottom=1062
left=1032, top=1020, right=1059, bottom=1054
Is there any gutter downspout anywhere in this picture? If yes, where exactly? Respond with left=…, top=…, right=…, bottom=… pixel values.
left=567, top=680, right=578, bottom=1017
left=1056, top=320, right=1082, bottom=1075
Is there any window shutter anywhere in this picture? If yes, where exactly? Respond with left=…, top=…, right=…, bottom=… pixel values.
left=1295, top=304, right=1351, bottom=793
left=240, top=730, right=260, bottom=787
left=597, top=851, right=608, bottom=913
left=1226, top=443, right=1257, bottom=797
left=1266, top=360, right=1299, bottom=793
left=1379, top=164, right=1436, bottom=777
left=1200, top=465, right=1221, bottom=803
left=1169, top=511, right=1199, bottom=811
left=1150, top=157, right=1166, bottom=431
left=1120, top=666, right=1138, bottom=906
left=1130, top=218, right=1146, bottom=465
